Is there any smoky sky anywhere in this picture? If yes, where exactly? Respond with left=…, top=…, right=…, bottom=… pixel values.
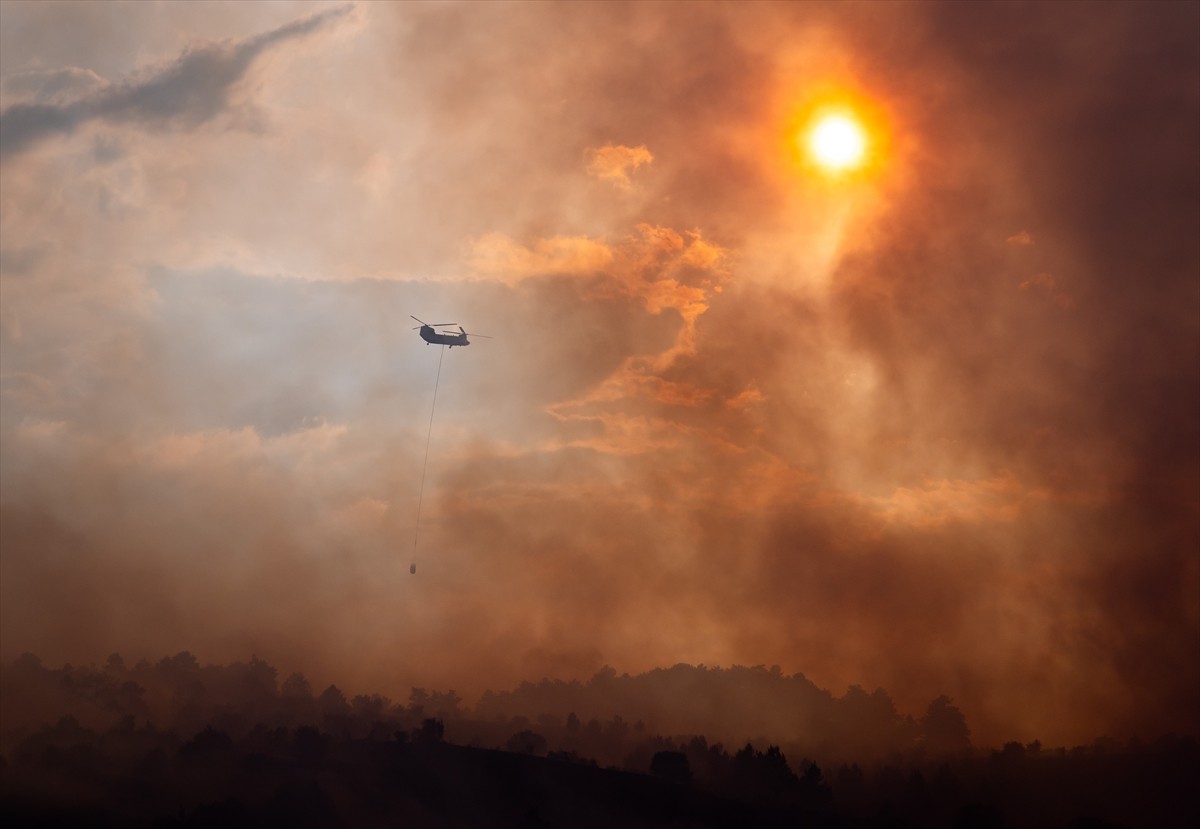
left=0, top=4, right=352, bottom=159
left=0, top=1, right=1196, bottom=748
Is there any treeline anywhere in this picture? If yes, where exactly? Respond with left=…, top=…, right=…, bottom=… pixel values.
left=1, top=651, right=454, bottom=748
left=1, top=716, right=838, bottom=828
left=3, top=707, right=1196, bottom=827
left=0, top=654, right=968, bottom=764
left=473, top=663, right=971, bottom=761
left=2, top=653, right=1198, bottom=827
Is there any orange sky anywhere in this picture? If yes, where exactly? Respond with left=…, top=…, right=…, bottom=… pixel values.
left=1, top=1, right=1197, bottom=748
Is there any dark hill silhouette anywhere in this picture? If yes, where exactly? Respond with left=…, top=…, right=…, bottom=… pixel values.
left=1, top=734, right=839, bottom=829
left=1, top=654, right=963, bottom=763
left=2, top=653, right=1197, bottom=828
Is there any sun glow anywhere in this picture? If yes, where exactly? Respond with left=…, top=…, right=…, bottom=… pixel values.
left=808, top=113, right=867, bottom=172
left=780, top=85, right=891, bottom=183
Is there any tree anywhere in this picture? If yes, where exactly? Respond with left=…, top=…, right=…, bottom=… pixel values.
left=920, top=695, right=970, bottom=753
left=429, top=689, right=462, bottom=719
left=650, top=750, right=692, bottom=785
left=280, top=673, right=317, bottom=726
left=799, top=761, right=832, bottom=807
left=416, top=717, right=444, bottom=744
left=317, top=684, right=350, bottom=716
left=281, top=672, right=313, bottom=699
left=351, top=693, right=390, bottom=722
left=408, top=687, right=430, bottom=718
left=157, top=651, right=200, bottom=679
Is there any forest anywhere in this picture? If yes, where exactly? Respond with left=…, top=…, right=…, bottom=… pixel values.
left=1, top=653, right=1196, bottom=828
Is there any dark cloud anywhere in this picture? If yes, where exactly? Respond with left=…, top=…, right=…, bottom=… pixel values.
left=0, top=4, right=352, bottom=160
left=0, top=65, right=107, bottom=106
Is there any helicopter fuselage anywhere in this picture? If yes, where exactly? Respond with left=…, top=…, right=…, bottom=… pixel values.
left=418, top=325, right=470, bottom=347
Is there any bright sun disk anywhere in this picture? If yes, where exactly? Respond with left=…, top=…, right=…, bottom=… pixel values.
left=808, top=114, right=866, bottom=172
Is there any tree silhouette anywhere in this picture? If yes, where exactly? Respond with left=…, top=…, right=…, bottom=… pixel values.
left=417, top=717, right=444, bottom=744
left=921, top=695, right=971, bottom=754
left=799, top=760, right=832, bottom=807
left=317, top=684, right=349, bottom=714
left=408, top=687, right=430, bottom=718
left=429, top=689, right=463, bottom=719
left=281, top=672, right=313, bottom=698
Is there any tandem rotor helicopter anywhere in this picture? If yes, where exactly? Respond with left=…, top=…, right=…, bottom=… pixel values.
left=407, top=314, right=492, bottom=577
left=410, top=316, right=492, bottom=348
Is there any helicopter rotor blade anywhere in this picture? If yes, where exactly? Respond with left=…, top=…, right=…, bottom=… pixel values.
left=410, top=315, right=458, bottom=327
left=461, top=333, right=494, bottom=339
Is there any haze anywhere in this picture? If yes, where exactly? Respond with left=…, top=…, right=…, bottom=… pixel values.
left=1, top=1, right=1196, bottom=750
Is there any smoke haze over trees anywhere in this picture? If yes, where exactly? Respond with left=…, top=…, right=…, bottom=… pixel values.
left=2, top=653, right=1196, bottom=828
left=3, top=654, right=970, bottom=765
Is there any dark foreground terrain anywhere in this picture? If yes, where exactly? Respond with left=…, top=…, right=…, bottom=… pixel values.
left=3, top=733, right=818, bottom=829
left=2, top=656, right=1197, bottom=827
left=3, top=721, right=1197, bottom=829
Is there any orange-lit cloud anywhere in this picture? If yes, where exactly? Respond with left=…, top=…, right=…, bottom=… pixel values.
left=469, top=233, right=614, bottom=278
left=585, top=143, right=654, bottom=188
left=864, top=473, right=1033, bottom=527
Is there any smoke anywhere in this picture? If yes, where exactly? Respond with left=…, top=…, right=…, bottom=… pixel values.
left=0, top=1, right=1195, bottom=750
left=0, top=4, right=353, bottom=159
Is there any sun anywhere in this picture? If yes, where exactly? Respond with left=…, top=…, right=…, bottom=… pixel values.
left=781, top=86, right=892, bottom=183
left=807, top=113, right=867, bottom=172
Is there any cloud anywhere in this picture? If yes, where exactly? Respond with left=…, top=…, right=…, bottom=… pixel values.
left=863, top=473, right=1034, bottom=527
left=469, top=233, right=614, bottom=279
left=585, top=143, right=654, bottom=188
left=0, top=66, right=108, bottom=107
left=0, top=4, right=353, bottom=160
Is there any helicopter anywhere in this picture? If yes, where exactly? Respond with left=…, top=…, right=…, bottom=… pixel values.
left=410, top=316, right=492, bottom=348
